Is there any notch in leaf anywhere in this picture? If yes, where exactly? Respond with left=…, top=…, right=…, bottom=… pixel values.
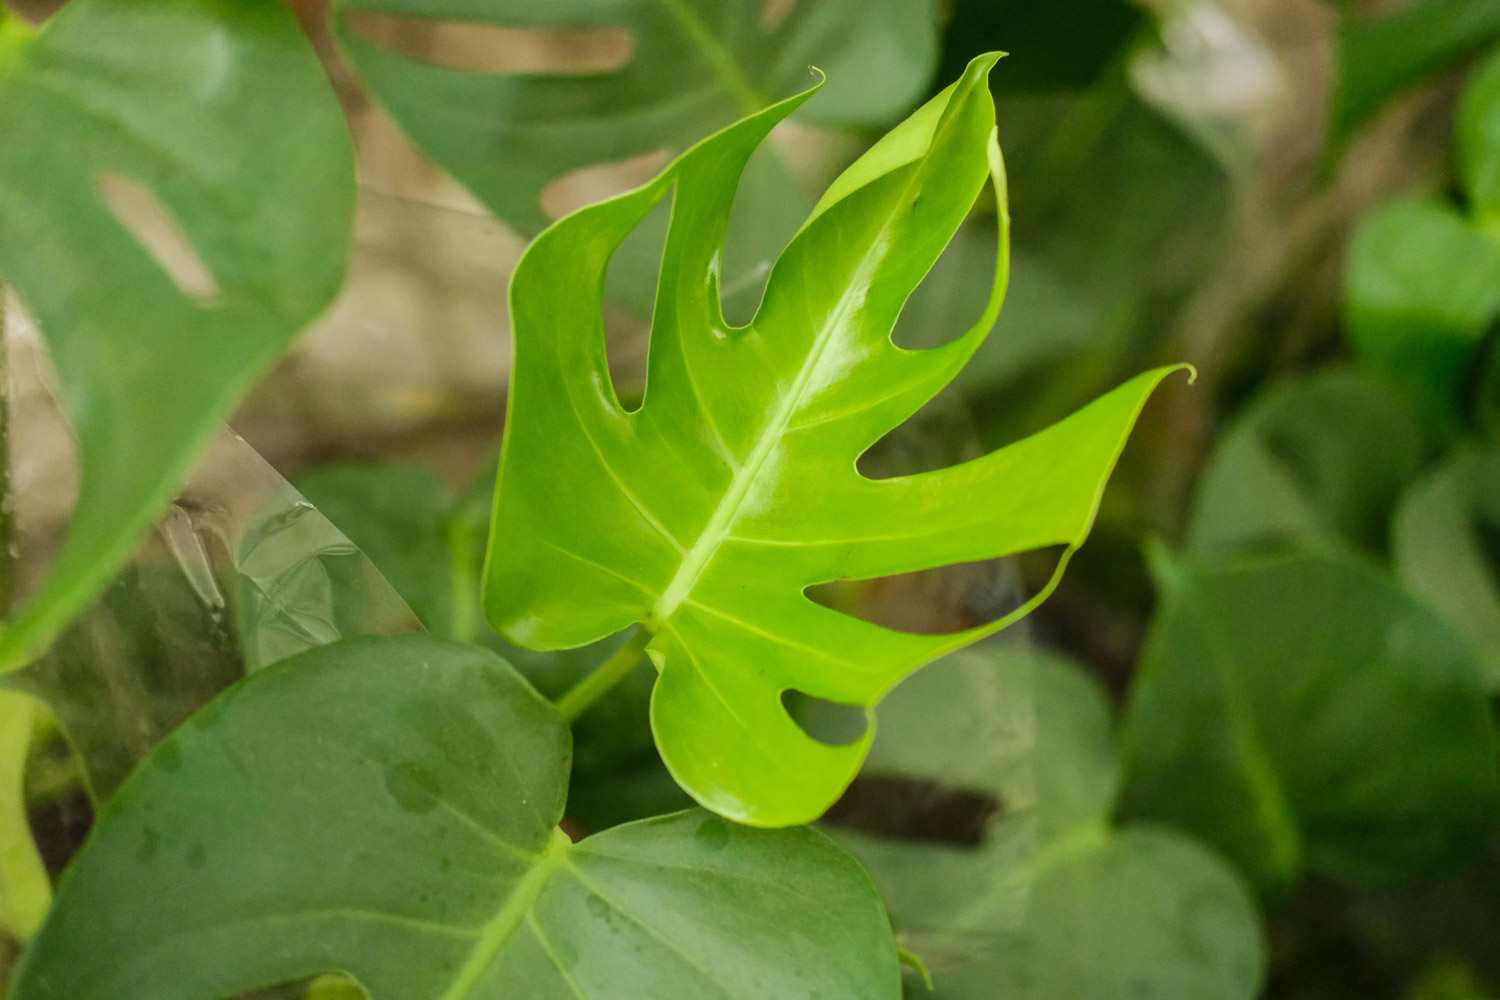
left=484, top=53, right=1186, bottom=828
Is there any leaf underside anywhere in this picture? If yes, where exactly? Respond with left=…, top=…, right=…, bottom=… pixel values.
left=0, top=0, right=354, bottom=671
left=484, top=55, right=1184, bottom=827
left=10, top=636, right=901, bottom=1000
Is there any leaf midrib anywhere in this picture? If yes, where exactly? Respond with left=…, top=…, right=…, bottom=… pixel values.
left=437, top=828, right=572, bottom=1000
left=654, top=0, right=765, bottom=116
left=648, top=137, right=944, bottom=629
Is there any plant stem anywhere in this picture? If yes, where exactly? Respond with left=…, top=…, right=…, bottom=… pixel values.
left=554, top=626, right=654, bottom=723
left=0, top=283, right=13, bottom=618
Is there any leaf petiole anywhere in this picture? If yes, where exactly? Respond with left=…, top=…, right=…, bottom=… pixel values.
left=554, top=626, right=654, bottom=723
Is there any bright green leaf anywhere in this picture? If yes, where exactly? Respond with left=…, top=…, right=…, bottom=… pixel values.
left=1344, top=199, right=1500, bottom=438
left=11, top=635, right=901, bottom=1000
left=0, top=0, right=355, bottom=670
left=1121, top=555, right=1500, bottom=890
left=1460, top=45, right=1500, bottom=225
left=484, top=56, right=1182, bottom=827
left=831, top=642, right=1263, bottom=999
left=0, top=690, right=49, bottom=943
left=1331, top=0, right=1500, bottom=147
left=1393, top=448, right=1500, bottom=688
left=331, top=0, right=938, bottom=237
left=1187, top=370, right=1422, bottom=559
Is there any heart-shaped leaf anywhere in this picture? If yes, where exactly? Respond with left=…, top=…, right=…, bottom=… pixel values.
left=0, top=0, right=355, bottom=670
left=10, top=635, right=901, bottom=1000
left=484, top=55, right=1183, bottom=827
left=828, top=641, right=1264, bottom=999
left=1121, top=554, right=1500, bottom=890
left=331, top=0, right=938, bottom=237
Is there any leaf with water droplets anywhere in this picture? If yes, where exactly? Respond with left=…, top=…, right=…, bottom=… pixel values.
left=11, top=635, right=900, bottom=1000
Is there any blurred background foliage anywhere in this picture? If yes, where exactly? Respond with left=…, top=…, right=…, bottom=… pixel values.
left=4, top=0, right=1500, bottom=997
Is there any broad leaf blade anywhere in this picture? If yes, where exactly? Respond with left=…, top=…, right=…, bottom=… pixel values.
left=0, top=0, right=355, bottom=670
left=11, top=635, right=900, bottom=1000
left=332, top=0, right=937, bottom=236
left=486, top=56, right=1181, bottom=827
left=829, top=642, right=1263, bottom=999
left=1121, top=555, right=1500, bottom=890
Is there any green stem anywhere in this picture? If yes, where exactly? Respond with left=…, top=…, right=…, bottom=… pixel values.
left=554, top=627, right=654, bottom=723
left=0, top=284, right=13, bottom=618
left=444, top=513, right=479, bottom=646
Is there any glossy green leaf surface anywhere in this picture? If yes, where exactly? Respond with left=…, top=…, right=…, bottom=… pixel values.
left=1331, top=0, right=1500, bottom=146
left=332, top=0, right=937, bottom=236
left=1187, top=371, right=1422, bottom=559
left=484, top=56, right=1182, bottom=826
left=1394, top=448, right=1500, bottom=688
left=12, top=635, right=901, bottom=1000
left=1344, top=199, right=1500, bottom=438
left=1121, top=555, right=1500, bottom=890
left=0, top=0, right=355, bottom=670
left=831, top=642, right=1263, bottom=1000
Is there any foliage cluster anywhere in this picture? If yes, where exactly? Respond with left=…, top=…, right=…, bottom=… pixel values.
left=0, top=1, right=1497, bottom=998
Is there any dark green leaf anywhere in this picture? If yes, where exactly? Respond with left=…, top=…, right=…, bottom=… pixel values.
left=1187, top=371, right=1423, bottom=559
left=332, top=0, right=937, bottom=237
left=930, top=828, right=1263, bottom=1000
left=1393, top=448, right=1500, bottom=688
left=485, top=57, right=1181, bottom=827
left=1121, top=555, right=1500, bottom=889
left=831, top=642, right=1263, bottom=999
left=1345, top=200, right=1500, bottom=440
left=1331, top=0, right=1500, bottom=146
left=0, top=0, right=355, bottom=670
left=12, top=635, right=901, bottom=1000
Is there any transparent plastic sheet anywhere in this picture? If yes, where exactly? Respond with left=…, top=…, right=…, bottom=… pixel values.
left=1, top=296, right=419, bottom=803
